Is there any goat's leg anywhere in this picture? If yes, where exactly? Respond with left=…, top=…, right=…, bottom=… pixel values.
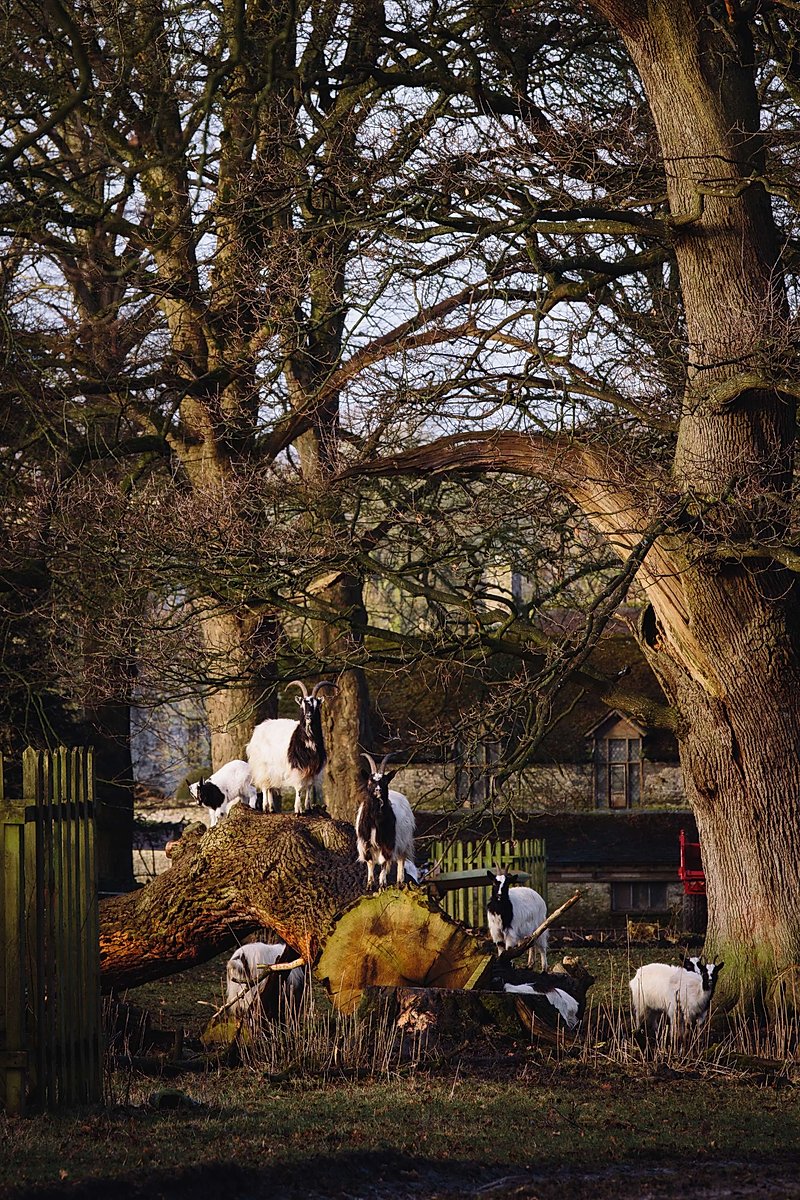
left=293, top=787, right=303, bottom=815
left=396, top=856, right=405, bottom=887
left=365, top=859, right=375, bottom=890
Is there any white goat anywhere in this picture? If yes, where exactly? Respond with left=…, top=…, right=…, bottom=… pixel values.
left=225, top=942, right=305, bottom=1020
left=486, top=871, right=549, bottom=970
left=355, top=752, right=416, bottom=889
left=246, top=680, right=337, bottom=814
left=629, top=957, right=724, bottom=1037
left=189, top=759, right=259, bottom=827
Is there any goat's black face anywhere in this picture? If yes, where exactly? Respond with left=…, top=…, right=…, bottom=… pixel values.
left=296, top=695, right=323, bottom=723
left=367, top=770, right=396, bottom=805
left=197, top=779, right=225, bottom=810
left=486, top=872, right=518, bottom=902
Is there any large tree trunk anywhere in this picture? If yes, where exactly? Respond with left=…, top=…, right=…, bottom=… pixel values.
left=314, top=573, right=373, bottom=822
left=199, top=608, right=278, bottom=770
left=592, top=0, right=800, bottom=1003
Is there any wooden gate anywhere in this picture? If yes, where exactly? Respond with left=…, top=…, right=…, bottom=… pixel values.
left=0, top=748, right=102, bottom=1113
left=428, top=836, right=547, bottom=929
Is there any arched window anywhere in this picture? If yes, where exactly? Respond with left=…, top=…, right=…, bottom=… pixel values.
left=587, top=712, right=645, bottom=809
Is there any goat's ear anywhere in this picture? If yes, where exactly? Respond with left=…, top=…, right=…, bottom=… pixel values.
left=715, top=961, right=725, bottom=972
left=295, top=695, right=303, bottom=706
left=383, top=769, right=397, bottom=784
left=507, top=872, right=519, bottom=885
left=485, top=870, right=496, bottom=883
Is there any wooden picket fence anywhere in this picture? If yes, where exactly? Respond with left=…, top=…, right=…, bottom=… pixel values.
left=0, top=748, right=102, bottom=1114
left=428, top=836, right=547, bottom=929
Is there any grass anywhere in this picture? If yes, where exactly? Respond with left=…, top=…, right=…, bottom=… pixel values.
left=3, top=944, right=800, bottom=1199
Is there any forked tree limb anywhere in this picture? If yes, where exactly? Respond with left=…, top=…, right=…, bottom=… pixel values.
left=342, top=431, right=721, bottom=694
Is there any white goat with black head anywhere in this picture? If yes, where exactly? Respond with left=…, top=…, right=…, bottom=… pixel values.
left=188, top=759, right=259, bottom=827
left=629, top=956, right=724, bottom=1039
left=246, top=679, right=337, bottom=814
left=225, top=942, right=306, bottom=1021
left=486, top=870, right=549, bottom=970
left=355, top=752, right=416, bottom=890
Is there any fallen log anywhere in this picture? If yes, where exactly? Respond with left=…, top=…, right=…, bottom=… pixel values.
left=99, top=807, right=366, bottom=990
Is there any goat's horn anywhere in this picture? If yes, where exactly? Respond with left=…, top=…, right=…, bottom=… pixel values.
left=378, top=752, right=394, bottom=774
left=361, top=752, right=379, bottom=774
left=286, top=679, right=309, bottom=698
left=311, top=680, right=338, bottom=697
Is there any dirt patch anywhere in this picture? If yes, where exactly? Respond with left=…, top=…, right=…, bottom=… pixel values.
left=7, top=1154, right=800, bottom=1200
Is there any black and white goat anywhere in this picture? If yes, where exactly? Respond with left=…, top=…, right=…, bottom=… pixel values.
left=486, top=871, right=549, bottom=970
left=493, top=957, right=596, bottom=1030
left=355, top=752, right=416, bottom=889
left=246, top=679, right=337, bottom=814
left=629, top=956, right=724, bottom=1038
left=188, top=759, right=259, bottom=827
left=225, top=942, right=306, bottom=1021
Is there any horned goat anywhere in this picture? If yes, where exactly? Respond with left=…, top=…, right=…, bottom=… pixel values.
left=629, top=957, right=724, bottom=1038
left=486, top=870, right=549, bottom=970
left=355, top=752, right=416, bottom=889
left=188, top=759, right=259, bottom=828
left=246, top=679, right=337, bottom=814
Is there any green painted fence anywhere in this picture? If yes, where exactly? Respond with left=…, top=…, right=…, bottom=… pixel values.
left=0, top=748, right=102, bottom=1114
left=427, top=836, right=547, bottom=929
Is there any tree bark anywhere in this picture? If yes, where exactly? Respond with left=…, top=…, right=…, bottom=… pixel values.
left=313, top=573, right=373, bottom=822
left=99, top=808, right=366, bottom=991
left=350, top=3, right=800, bottom=1005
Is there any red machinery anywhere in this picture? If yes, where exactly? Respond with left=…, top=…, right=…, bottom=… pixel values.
left=679, top=828, right=707, bottom=932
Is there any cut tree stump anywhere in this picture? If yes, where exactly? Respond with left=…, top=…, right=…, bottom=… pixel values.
left=316, top=888, right=493, bottom=1013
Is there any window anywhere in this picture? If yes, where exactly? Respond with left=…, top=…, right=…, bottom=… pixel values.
left=594, top=735, right=642, bottom=808
left=611, top=882, right=668, bottom=913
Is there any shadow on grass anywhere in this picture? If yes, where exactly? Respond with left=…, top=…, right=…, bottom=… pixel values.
left=8, top=1150, right=800, bottom=1200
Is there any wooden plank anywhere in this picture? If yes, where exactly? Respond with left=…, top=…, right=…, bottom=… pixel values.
left=22, top=748, right=45, bottom=1109
left=1, top=815, right=26, bottom=1114
left=82, top=749, right=102, bottom=1103
left=53, top=749, right=70, bottom=1104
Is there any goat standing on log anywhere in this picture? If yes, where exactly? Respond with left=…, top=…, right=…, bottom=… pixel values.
left=355, top=752, right=416, bottom=890
left=189, top=759, right=259, bottom=827
left=246, top=680, right=337, bottom=814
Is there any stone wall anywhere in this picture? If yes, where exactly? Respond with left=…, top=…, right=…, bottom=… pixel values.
left=390, top=760, right=684, bottom=811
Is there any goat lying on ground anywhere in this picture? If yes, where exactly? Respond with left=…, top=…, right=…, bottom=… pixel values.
left=355, top=752, right=416, bottom=889
left=629, top=957, right=724, bottom=1038
left=492, top=957, right=596, bottom=1030
left=486, top=871, right=548, bottom=970
left=246, top=679, right=337, bottom=813
left=189, top=759, right=259, bottom=827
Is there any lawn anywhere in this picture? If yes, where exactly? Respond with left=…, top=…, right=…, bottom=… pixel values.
left=3, top=944, right=800, bottom=1200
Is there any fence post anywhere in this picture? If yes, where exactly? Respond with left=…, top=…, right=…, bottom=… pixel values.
left=1, top=748, right=102, bottom=1113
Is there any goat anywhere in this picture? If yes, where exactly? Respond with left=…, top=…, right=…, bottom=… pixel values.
left=486, top=870, right=548, bottom=970
left=493, top=957, right=595, bottom=1030
left=355, top=751, right=416, bottom=889
left=188, top=759, right=259, bottom=828
left=246, top=679, right=337, bottom=814
left=225, top=942, right=306, bottom=1021
left=629, top=957, right=724, bottom=1038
